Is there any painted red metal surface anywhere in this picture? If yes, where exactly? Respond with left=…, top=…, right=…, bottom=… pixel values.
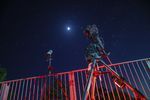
left=0, top=58, right=149, bottom=100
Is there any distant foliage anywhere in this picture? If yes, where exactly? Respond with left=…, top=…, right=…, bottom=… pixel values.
left=0, top=68, right=7, bottom=82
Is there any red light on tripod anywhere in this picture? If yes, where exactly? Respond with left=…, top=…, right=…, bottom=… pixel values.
left=112, top=76, right=125, bottom=88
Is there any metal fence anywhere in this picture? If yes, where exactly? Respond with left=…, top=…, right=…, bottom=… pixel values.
left=0, top=58, right=150, bottom=100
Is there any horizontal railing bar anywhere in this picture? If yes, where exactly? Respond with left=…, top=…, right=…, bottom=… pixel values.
left=51, top=57, right=150, bottom=75
left=0, top=57, right=149, bottom=84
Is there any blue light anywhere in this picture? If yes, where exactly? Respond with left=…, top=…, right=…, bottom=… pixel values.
left=67, top=27, right=71, bottom=31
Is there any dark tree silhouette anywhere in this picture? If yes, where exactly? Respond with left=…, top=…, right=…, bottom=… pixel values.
left=0, top=67, right=7, bottom=82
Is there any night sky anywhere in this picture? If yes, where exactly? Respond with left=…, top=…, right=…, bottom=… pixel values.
left=0, top=0, right=150, bottom=80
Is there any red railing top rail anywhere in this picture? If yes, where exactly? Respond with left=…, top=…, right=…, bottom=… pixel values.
left=0, top=57, right=149, bottom=84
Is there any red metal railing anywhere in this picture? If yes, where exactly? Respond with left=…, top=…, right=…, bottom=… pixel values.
left=0, top=58, right=150, bottom=100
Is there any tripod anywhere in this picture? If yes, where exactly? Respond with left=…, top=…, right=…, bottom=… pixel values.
left=82, top=25, right=146, bottom=100
left=44, top=50, right=69, bottom=100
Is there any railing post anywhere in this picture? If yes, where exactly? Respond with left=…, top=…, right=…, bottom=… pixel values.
left=0, top=83, right=10, bottom=100
left=69, top=72, right=77, bottom=100
left=146, top=59, right=150, bottom=69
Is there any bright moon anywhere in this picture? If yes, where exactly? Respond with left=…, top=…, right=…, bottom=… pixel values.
left=67, top=27, right=71, bottom=31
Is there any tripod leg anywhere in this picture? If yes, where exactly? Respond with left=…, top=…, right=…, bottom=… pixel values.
left=91, top=76, right=96, bottom=100
left=82, top=59, right=97, bottom=100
